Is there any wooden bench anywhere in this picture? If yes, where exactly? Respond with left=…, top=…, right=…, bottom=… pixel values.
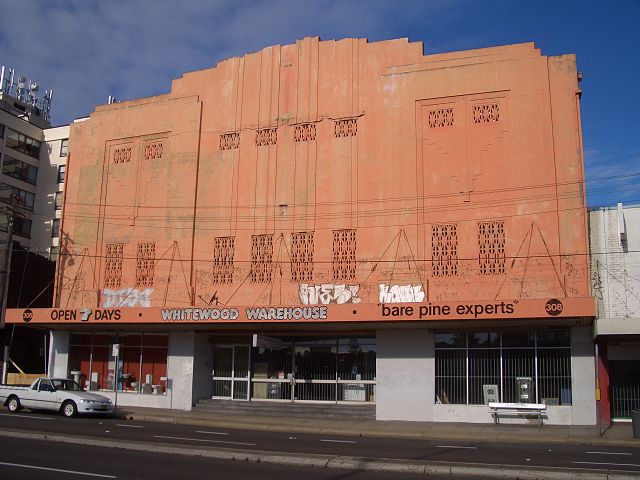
left=488, top=402, right=547, bottom=425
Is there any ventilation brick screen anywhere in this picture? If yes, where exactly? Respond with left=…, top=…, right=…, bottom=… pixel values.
left=104, top=243, right=124, bottom=289
left=473, top=104, right=500, bottom=124
left=478, top=221, right=506, bottom=275
left=113, top=146, right=132, bottom=164
left=291, top=232, right=314, bottom=282
left=332, top=229, right=356, bottom=281
left=220, top=132, right=240, bottom=150
left=294, top=123, right=316, bottom=142
left=432, top=224, right=458, bottom=277
left=256, top=128, right=277, bottom=146
left=144, top=142, right=163, bottom=160
left=334, top=119, right=357, bottom=138
left=213, top=236, right=235, bottom=284
left=251, top=234, right=273, bottom=283
left=135, top=242, right=155, bottom=288
left=428, top=108, right=454, bottom=128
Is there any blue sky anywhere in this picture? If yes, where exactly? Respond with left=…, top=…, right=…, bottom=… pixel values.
left=0, top=0, right=638, bottom=207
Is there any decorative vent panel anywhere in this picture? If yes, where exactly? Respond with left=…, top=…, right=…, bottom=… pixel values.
left=428, top=108, right=454, bottom=128
left=251, top=234, right=273, bottom=284
left=478, top=221, right=506, bottom=275
left=431, top=224, right=458, bottom=277
left=220, top=132, right=240, bottom=150
left=104, top=243, right=124, bottom=289
left=294, top=123, right=316, bottom=142
left=213, top=236, right=235, bottom=284
left=334, top=119, right=357, bottom=138
left=136, top=242, right=156, bottom=288
left=332, top=229, right=356, bottom=281
left=291, top=232, right=314, bottom=282
left=473, top=104, right=500, bottom=124
left=144, top=142, right=163, bottom=160
left=113, top=146, right=132, bottom=164
left=256, top=128, right=277, bottom=146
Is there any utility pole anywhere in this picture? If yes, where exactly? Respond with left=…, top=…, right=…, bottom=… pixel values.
left=0, top=193, right=22, bottom=383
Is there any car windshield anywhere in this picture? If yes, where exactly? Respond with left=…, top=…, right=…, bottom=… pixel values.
left=51, top=379, right=82, bottom=391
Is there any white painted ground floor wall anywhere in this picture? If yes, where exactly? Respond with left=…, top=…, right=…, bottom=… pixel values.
left=47, top=326, right=597, bottom=424
left=375, top=325, right=597, bottom=425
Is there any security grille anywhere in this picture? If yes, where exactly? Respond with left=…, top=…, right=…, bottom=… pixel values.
left=143, top=142, right=163, bottom=160
left=104, top=243, right=124, bottom=289
left=256, top=128, right=277, bottom=146
left=220, top=132, right=240, bottom=150
left=291, top=232, right=314, bottom=282
left=294, top=123, right=316, bottom=142
left=431, top=224, right=458, bottom=277
left=332, top=229, right=356, bottom=281
left=135, top=242, right=155, bottom=288
left=213, top=236, right=235, bottom=284
left=478, top=221, right=506, bottom=275
left=113, top=146, right=132, bottom=164
left=334, top=119, right=357, bottom=137
left=251, top=234, right=273, bottom=283
left=428, top=108, right=454, bottom=128
left=473, top=104, right=500, bottom=123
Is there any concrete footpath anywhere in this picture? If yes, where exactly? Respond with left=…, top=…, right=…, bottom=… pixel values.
left=117, top=405, right=639, bottom=447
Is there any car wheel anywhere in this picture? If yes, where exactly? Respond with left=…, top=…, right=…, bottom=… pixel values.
left=61, top=400, right=77, bottom=418
left=7, top=396, right=21, bottom=413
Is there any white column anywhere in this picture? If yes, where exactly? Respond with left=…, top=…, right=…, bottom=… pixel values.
left=167, top=331, right=195, bottom=411
left=49, top=330, right=69, bottom=378
left=571, top=325, right=597, bottom=425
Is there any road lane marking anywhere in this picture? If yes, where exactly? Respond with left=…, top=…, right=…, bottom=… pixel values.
left=195, top=430, right=229, bottom=435
left=0, top=461, right=116, bottom=478
left=573, top=461, right=640, bottom=467
left=154, top=435, right=256, bottom=446
left=436, top=445, right=478, bottom=449
left=0, top=413, right=53, bottom=420
left=116, top=424, right=143, bottom=428
left=586, top=451, right=633, bottom=456
left=320, top=439, right=358, bottom=444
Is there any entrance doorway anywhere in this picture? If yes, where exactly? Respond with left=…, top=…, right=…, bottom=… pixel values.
left=212, top=346, right=250, bottom=400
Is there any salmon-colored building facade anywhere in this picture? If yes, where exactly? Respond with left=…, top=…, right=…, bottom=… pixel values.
left=8, top=38, right=596, bottom=424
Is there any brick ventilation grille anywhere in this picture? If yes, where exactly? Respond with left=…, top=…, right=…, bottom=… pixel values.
left=291, top=232, right=314, bottom=282
left=144, top=142, right=163, bottom=160
left=478, top=221, right=506, bottom=275
left=432, top=224, right=458, bottom=277
left=213, top=236, right=235, bottom=284
left=220, top=132, right=240, bottom=150
left=334, top=119, right=357, bottom=137
left=104, top=243, right=124, bottom=288
left=113, top=146, right=132, bottom=164
left=428, top=108, right=454, bottom=128
left=473, top=104, right=500, bottom=123
left=332, top=229, right=356, bottom=281
left=256, top=128, right=277, bottom=146
left=135, top=242, right=155, bottom=288
left=251, top=234, right=273, bottom=283
left=294, top=123, right=316, bottom=142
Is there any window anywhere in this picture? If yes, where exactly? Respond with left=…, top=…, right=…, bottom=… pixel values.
left=104, top=243, right=124, bottom=289
left=294, top=123, right=316, bottom=142
left=1, top=154, right=38, bottom=185
left=135, top=242, right=155, bottom=288
left=67, top=333, right=168, bottom=394
left=0, top=183, right=35, bottom=210
left=57, top=165, right=66, bottom=183
left=435, top=330, right=571, bottom=405
left=51, top=218, right=60, bottom=238
left=431, top=224, right=458, bottom=277
left=291, top=232, right=314, bottom=282
left=332, top=229, right=356, bottom=281
left=5, top=128, right=41, bottom=159
left=334, top=119, right=357, bottom=138
left=49, top=245, right=59, bottom=261
left=60, top=139, right=69, bottom=157
left=251, top=234, right=273, bottom=283
left=478, top=221, right=506, bottom=275
left=473, top=104, right=500, bottom=124
left=13, top=217, right=32, bottom=238
left=143, top=142, right=163, bottom=160
left=256, top=128, right=277, bottom=146
left=54, top=191, right=63, bottom=210
left=428, top=108, right=454, bottom=128
left=213, top=236, right=234, bottom=284
left=220, top=132, right=240, bottom=150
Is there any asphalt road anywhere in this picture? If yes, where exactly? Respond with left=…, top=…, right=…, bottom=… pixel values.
left=1, top=410, right=640, bottom=478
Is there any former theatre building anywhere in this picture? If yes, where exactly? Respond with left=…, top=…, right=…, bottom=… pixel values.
left=7, top=37, right=597, bottom=424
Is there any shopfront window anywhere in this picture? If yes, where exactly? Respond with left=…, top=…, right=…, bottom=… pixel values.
left=68, top=333, right=168, bottom=394
left=435, top=330, right=571, bottom=405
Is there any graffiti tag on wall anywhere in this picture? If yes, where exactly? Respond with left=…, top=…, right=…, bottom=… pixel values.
left=101, top=288, right=154, bottom=308
left=299, top=284, right=361, bottom=305
left=378, top=284, right=425, bottom=303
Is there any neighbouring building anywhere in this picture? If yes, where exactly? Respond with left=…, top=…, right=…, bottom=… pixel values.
left=6, top=38, right=596, bottom=424
left=590, top=203, right=640, bottom=425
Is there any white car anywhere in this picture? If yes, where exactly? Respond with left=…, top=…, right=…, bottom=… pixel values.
left=0, top=377, right=113, bottom=417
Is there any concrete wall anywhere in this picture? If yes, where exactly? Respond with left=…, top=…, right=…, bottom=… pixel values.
left=48, top=330, right=68, bottom=378
left=570, top=325, right=597, bottom=425
left=376, top=328, right=433, bottom=421
left=167, top=331, right=196, bottom=410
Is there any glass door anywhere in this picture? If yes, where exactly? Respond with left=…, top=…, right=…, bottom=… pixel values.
left=212, top=345, right=250, bottom=400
